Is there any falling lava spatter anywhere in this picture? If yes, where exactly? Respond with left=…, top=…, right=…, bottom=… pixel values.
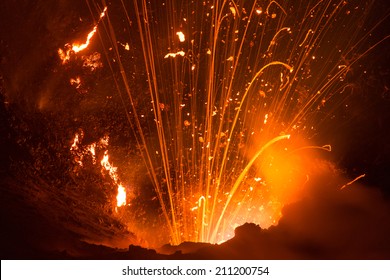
left=58, top=0, right=390, bottom=246
left=70, top=132, right=127, bottom=211
left=58, top=6, right=107, bottom=64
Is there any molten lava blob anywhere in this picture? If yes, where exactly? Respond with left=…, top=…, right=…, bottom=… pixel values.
left=116, top=185, right=127, bottom=207
left=58, top=6, right=107, bottom=64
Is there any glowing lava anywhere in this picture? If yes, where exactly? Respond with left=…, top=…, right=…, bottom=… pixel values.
left=100, top=150, right=127, bottom=209
left=70, top=132, right=127, bottom=210
left=116, top=185, right=127, bottom=207
left=60, top=0, right=389, bottom=246
left=58, top=6, right=107, bottom=64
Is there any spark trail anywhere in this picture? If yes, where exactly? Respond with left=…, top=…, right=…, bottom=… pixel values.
left=81, top=0, right=389, bottom=245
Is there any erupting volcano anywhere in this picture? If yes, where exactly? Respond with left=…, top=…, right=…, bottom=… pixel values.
left=1, top=0, right=390, bottom=259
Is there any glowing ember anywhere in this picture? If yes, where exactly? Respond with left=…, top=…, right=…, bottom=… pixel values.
left=176, top=31, right=185, bottom=42
left=69, top=132, right=127, bottom=210
left=100, top=151, right=127, bottom=209
left=69, top=77, right=81, bottom=89
left=72, top=26, right=98, bottom=53
left=340, top=174, right=366, bottom=190
left=58, top=7, right=107, bottom=64
left=164, top=51, right=186, bottom=58
left=82, top=52, right=103, bottom=71
left=100, top=151, right=118, bottom=183
left=116, top=185, right=127, bottom=207
left=60, top=0, right=389, bottom=245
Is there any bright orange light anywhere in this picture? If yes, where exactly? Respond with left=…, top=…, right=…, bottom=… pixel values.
left=100, top=150, right=127, bottom=208
left=116, top=185, right=127, bottom=207
left=58, top=7, right=107, bottom=64
left=176, top=31, right=185, bottom=42
left=72, top=26, right=98, bottom=53
left=69, top=131, right=127, bottom=210
left=164, top=51, right=186, bottom=58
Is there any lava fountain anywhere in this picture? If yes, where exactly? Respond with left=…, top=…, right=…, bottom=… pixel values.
left=59, top=0, right=389, bottom=246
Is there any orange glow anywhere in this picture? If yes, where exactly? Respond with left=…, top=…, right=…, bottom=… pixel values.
left=340, top=174, right=366, bottom=190
left=69, top=131, right=127, bottom=210
left=100, top=151, right=119, bottom=183
left=100, top=150, right=127, bottom=208
left=61, top=0, right=388, bottom=246
left=116, top=185, right=127, bottom=207
left=69, top=77, right=81, bottom=89
left=176, top=31, right=185, bottom=42
left=164, top=51, right=186, bottom=58
left=70, top=132, right=81, bottom=151
left=58, top=7, right=107, bottom=64
left=72, top=25, right=98, bottom=53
